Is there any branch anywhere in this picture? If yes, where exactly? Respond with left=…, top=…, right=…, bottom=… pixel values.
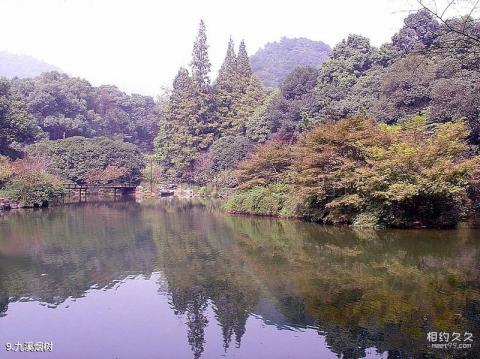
left=416, top=0, right=480, bottom=45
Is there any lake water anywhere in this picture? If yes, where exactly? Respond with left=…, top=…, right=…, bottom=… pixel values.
left=0, top=199, right=479, bottom=358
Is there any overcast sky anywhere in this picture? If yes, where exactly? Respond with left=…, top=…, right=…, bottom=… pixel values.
left=1, top=0, right=424, bottom=96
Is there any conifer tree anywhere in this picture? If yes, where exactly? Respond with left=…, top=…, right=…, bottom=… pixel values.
left=217, top=37, right=237, bottom=85
left=235, top=41, right=265, bottom=134
left=215, top=37, right=240, bottom=135
left=155, top=21, right=218, bottom=179
left=155, top=67, right=214, bottom=178
left=190, top=20, right=217, bottom=147
left=191, top=20, right=211, bottom=91
left=236, top=75, right=265, bottom=133
left=214, top=39, right=264, bottom=136
left=236, top=40, right=253, bottom=80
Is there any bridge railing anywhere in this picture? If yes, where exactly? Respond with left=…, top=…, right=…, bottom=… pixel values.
left=64, top=183, right=138, bottom=190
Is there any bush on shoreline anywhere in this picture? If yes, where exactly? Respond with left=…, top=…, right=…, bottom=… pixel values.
left=226, top=117, right=480, bottom=228
left=0, top=157, right=64, bottom=208
left=225, top=184, right=296, bottom=217
left=2, top=171, right=64, bottom=207
left=0, top=156, right=14, bottom=185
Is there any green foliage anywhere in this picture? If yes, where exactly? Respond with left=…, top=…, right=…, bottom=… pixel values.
left=155, top=21, right=222, bottom=180
left=155, top=24, right=265, bottom=182
left=215, top=39, right=265, bottom=136
left=0, top=156, right=14, bottom=185
left=233, top=75, right=265, bottom=136
left=371, top=51, right=480, bottom=143
left=186, top=135, right=254, bottom=187
left=353, top=212, right=381, bottom=228
left=209, top=135, right=252, bottom=172
left=154, top=67, right=216, bottom=178
left=11, top=72, right=159, bottom=149
left=373, top=54, right=435, bottom=123
left=295, top=117, right=479, bottom=227
left=245, top=89, right=279, bottom=143
left=315, top=34, right=384, bottom=120
left=191, top=20, right=211, bottom=91
left=0, top=78, right=42, bottom=156
left=262, top=66, right=320, bottom=139
left=93, top=85, right=159, bottom=150
left=392, top=9, right=440, bottom=54
left=2, top=170, right=64, bottom=207
left=307, top=12, right=480, bottom=143
left=225, top=184, right=295, bottom=217
left=236, top=40, right=252, bottom=78
left=214, top=39, right=241, bottom=135
left=27, top=137, right=145, bottom=185
left=228, top=117, right=480, bottom=228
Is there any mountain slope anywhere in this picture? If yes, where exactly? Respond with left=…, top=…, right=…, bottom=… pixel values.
left=251, top=37, right=331, bottom=88
left=0, top=51, right=58, bottom=79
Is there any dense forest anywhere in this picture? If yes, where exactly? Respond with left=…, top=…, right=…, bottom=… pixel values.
left=1, top=8, right=480, bottom=227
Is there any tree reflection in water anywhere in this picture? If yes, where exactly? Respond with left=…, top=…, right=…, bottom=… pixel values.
left=0, top=199, right=479, bottom=358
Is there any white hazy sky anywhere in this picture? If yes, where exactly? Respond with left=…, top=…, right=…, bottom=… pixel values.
left=1, top=0, right=423, bottom=96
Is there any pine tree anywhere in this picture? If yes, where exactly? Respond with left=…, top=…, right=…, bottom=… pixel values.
left=217, top=37, right=237, bottom=85
left=235, top=76, right=265, bottom=134
left=155, top=22, right=219, bottom=179
left=214, top=39, right=264, bottom=136
left=215, top=37, right=240, bottom=135
left=236, top=40, right=252, bottom=80
left=155, top=67, right=214, bottom=178
left=190, top=20, right=217, bottom=150
left=191, top=20, right=211, bottom=92
left=234, top=41, right=264, bottom=134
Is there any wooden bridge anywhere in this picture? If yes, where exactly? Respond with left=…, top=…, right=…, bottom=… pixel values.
left=65, top=183, right=137, bottom=201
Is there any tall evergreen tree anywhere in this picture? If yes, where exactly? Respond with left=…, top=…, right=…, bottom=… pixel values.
left=235, top=41, right=265, bottom=134
left=236, top=40, right=253, bottom=80
left=215, top=37, right=240, bottom=135
left=154, top=68, right=214, bottom=178
left=214, top=39, right=264, bottom=136
left=217, top=37, right=237, bottom=84
left=189, top=20, right=217, bottom=151
left=155, top=21, right=220, bottom=179
left=191, top=20, right=211, bottom=91
left=235, top=76, right=265, bottom=134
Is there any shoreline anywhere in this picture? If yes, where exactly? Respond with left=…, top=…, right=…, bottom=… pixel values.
left=2, top=194, right=479, bottom=231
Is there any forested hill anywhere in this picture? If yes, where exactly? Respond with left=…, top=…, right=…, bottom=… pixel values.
left=0, top=71, right=159, bottom=153
left=250, top=37, right=331, bottom=88
left=0, top=51, right=58, bottom=79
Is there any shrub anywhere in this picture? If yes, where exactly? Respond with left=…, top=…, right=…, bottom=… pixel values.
left=225, top=184, right=295, bottom=217
left=0, top=156, right=14, bottom=185
left=353, top=212, right=381, bottom=228
left=295, top=117, right=479, bottom=227
left=3, top=171, right=64, bottom=207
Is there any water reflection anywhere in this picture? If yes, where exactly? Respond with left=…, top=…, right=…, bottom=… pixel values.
left=0, top=200, right=479, bottom=358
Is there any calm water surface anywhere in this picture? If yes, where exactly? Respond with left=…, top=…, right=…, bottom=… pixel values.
left=0, top=199, right=479, bottom=358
